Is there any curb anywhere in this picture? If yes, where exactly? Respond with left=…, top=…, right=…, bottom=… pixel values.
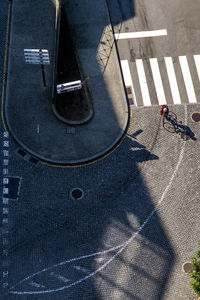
left=4, top=0, right=130, bottom=167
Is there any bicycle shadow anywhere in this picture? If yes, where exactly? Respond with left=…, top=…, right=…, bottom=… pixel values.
left=163, top=112, right=197, bottom=141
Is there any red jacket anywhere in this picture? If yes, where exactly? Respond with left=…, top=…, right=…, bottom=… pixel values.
left=160, top=105, right=169, bottom=116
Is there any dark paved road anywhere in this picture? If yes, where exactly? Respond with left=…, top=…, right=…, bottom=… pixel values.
left=1, top=103, right=199, bottom=300
left=0, top=0, right=9, bottom=93
left=1, top=1, right=200, bottom=300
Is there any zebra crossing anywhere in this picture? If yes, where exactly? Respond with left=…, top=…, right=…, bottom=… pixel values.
left=121, top=55, right=200, bottom=106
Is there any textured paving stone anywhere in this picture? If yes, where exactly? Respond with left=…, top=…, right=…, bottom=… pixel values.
left=0, top=104, right=198, bottom=299
left=1, top=1, right=200, bottom=299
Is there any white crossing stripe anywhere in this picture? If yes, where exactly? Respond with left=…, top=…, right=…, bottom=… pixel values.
left=114, top=29, right=167, bottom=40
left=135, top=59, right=151, bottom=106
left=125, top=55, right=200, bottom=107
left=164, top=57, right=181, bottom=104
left=179, top=56, right=197, bottom=103
left=150, top=58, right=166, bottom=105
left=194, top=55, right=200, bottom=83
left=121, top=60, right=137, bottom=106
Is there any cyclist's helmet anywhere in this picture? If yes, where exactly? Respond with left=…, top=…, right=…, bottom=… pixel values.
left=163, top=107, right=168, bottom=113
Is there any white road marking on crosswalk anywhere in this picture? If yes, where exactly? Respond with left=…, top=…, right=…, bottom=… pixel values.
left=114, top=29, right=167, bottom=40
left=121, top=60, right=137, bottom=106
left=194, top=55, right=200, bottom=83
left=179, top=56, right=197, bottom=103
left=122, top=54, right=200, bottom=107
left=135, top=59, right=151, bottom=106
left=149, top=58, right=166, bottom=105
left=164, top=57, right=181, bottom=104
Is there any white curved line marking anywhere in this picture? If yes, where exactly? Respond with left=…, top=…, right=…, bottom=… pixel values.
left=50, top=272, right=70, bottom=283
left=9, top=106, right=187, bottom=295
left=73, top=266, right=89, bottom=273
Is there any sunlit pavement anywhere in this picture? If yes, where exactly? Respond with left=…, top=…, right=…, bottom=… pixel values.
left=1, top=0, right=200, bottom=299
left=2, top=104, right=199, bottom=300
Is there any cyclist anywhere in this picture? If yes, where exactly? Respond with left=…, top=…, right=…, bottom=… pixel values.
left=160, top=104, right=169, bottom=117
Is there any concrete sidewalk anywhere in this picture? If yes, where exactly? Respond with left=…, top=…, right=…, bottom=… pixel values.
left=5, top=0, right=129, bottom=165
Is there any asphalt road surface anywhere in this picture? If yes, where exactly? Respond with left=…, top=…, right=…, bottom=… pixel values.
left=1, top=1, right=200, bottom=300
left=108, top=0, right=200, bottom=107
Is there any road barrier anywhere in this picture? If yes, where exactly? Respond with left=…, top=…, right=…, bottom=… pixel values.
left=52, top=0, right=61, bottom=101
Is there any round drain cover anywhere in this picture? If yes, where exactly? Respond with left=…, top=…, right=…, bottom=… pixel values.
left=182, top=262, right=193, bottom=273
left=192, top=112, right=200, bottom=122
left=70, top=188, right=84, bottom=200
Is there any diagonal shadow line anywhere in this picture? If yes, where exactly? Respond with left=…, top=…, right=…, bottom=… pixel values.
left=4, top=1, right=178, bottom=299
left=114, top=246, right=169, bottom=284
left=98, top=271, right=147, bottom=300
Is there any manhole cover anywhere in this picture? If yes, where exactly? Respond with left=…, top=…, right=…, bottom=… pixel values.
left=192, top=112, right=200, bottom=122
left=70, top=188, right=84, bottom=200
left=182, top=262, right=193, bottom=273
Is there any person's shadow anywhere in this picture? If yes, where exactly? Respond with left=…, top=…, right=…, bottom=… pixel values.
left=163, top=112, right=197, bottom=140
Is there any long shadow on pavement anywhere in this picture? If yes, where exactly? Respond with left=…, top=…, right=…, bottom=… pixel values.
left=7, top=132, right=175, bottom=300
left=4, top=0, right=175, bottom=299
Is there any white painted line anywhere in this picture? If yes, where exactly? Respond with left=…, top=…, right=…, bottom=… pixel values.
left=3, top=159, right=9, bottom=166
left=95, top=257, right=105, bottom=263
left=121, top=60, right=137, bottom=106
left=194, top=55, right=200, bottom=83
left=164, top=57, right=181, bottom=104
left=114, top=29, right=167, bottom=40
left=50, top=272, right=70, bottom=283
left=2, top=218, right=8, bottom=224
left=28, top=281, right=45, bottom=288
left=3, top=131, right=9, bottom=138
left=3, top=141, right=9, bottom=147
left=3, top=271, right=8, bottom=277
left=3, top=208, right=8, bottom=215
left=9, top=106, right=188, bottom=295
left=37, top=124, right=40, bottom=134
left=3, top=178, right=9, bottom=184
left=3, top=150, right=9, bottom=156
left=73, top=266, right=89, bottom=273
left=3, top=198, right=9, bottom=205
left=3, top=169, right=8, bottom=175
left=150, top=58, right=166, bottom=105
left=135, top=59, right=151, bottom=106
left=179, top=56, right=197, bottom=103
left=3, top=188, right=9, bottom=195
left=2, top=130, right=10, bottom=291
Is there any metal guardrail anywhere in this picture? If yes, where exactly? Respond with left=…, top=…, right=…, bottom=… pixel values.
left=52, top=0, right=62, bottom=102
left=57, top=80, right=82, bottom=94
